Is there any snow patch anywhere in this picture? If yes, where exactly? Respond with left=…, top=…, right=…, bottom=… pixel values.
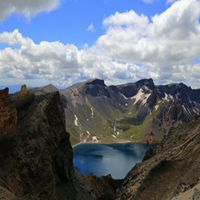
left=91, top=107, right=94, bottom=119
left=113, top=125, right=116, bottom=134
left=86, top=131, right=91, bottom=135
left=182, top=105, right=192, bottom=117
left=155, top=105, right=159, bottom=111
left=193, top=107, right=200, bottom=114
left=132, top=88, right=151, bottom=105
left=182, top=105, right=187, bottom=114
left=92, top=136, right=99, bottom=143
left=163, top=93, right=174, bottom=102
left=74, top=115, right=79, bottom=127
left=121, top=93, right=128, bottom=100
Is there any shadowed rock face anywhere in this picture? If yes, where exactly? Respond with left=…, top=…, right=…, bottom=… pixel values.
left=84, top=175, right=122, bottom=200
left=0, top=88, right=17, bottom=137
left=0, top=87, right=95, bottom=200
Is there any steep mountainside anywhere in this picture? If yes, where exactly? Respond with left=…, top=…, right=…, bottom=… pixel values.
left=0, top=87, right=95, bottom=200
left=60, top=79, right=200, bottom=145
left=115, top=116, right=200, bottom=200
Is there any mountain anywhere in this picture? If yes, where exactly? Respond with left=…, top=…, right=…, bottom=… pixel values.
left=60, top=78, right=200, bottom=145
left=1, top=85, right=200, bottom=200
left=115, top=116, right=200, bottom=200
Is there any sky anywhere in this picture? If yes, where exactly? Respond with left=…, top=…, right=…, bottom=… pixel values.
left=0, top=0, right=200, bottom=92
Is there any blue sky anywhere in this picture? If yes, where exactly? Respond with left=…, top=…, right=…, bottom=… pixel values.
left=0, top=0, right=200, bottom=93
left=0, top=0, right=168, bottom=47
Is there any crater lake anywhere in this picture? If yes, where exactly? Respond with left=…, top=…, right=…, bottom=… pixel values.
left=73, top=143, right=156, bottom=179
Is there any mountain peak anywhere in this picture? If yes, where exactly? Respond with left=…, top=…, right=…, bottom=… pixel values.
left=167, top=82, right=187, bottom=87
left=86, top=79, right=106, bottom=86
left=30, top=84, right=58, bottom=96
left=135, top=78, right=155, bottom=90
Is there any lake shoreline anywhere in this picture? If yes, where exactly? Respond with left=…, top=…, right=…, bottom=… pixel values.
left=72, top=140, right=158, bottom=148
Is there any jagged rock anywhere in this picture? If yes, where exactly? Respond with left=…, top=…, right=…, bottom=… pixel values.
left=12, top=85, right=35, bottom=110
left=0, top=90, right=95, bottom=200
left=0, top=88, right=17, bottom=136
left=84, top=175, right=122, bottom=200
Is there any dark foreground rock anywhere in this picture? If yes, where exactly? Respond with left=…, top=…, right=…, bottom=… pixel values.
left=84, top=175, right=123, bottom=200
left=0, top=87, right=95, bottom=200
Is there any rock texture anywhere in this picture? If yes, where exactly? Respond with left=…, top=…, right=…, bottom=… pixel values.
left=0, top=87, right=95, bottom=200
left=0, top=88, right=17, bottom=136
left=84, top=175, right=122, bottom=200
left=115, top=117, right=200, bottom=200
left=2, top=83, right=200, bottom=200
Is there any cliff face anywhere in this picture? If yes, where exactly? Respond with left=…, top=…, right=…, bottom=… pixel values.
left=0, top=88, right=17, bottom=136
left=116, top=117, right=200, bottom=200
left=0, top=87, right=94, bottom=200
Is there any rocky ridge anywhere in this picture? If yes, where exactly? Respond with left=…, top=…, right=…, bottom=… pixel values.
left=60, top=79, right=200, bottom=145
left=115, top=116, right=200, bottom=200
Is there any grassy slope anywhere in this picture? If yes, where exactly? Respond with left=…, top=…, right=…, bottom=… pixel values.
left=66, top=95, right=163, bottom=145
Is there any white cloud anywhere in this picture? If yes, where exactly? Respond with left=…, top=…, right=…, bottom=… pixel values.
left=87, top=24, right=95, bottom=32
left=0, top=0, right=200, bottom=88
left=97, top=0, right=200, bottom=85
left=0, top=0, right=60, bottom=21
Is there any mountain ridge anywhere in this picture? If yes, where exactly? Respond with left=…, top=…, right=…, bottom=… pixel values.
left=56, top=78, right=200, bottom=145
left=8, top=78, right=199, bottom=145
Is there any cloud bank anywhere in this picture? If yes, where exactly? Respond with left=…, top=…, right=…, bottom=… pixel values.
left=0, top=0, right=200, bottom=88
left=0, top=0, right=60, bottom=21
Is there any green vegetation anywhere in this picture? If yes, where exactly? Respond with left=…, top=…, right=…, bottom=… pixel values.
left=117, top=114, right=153, bottom=142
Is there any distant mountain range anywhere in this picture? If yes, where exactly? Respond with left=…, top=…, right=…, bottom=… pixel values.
left=45, top=79, right=200, bottom=144
left=33, top=79, right=200, bottom=145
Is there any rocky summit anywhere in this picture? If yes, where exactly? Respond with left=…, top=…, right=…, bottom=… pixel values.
left=59, top=79, right=200, bottom=145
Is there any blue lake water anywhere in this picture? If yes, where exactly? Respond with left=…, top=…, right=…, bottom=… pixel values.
left=73, top=143, right=156, bottom=179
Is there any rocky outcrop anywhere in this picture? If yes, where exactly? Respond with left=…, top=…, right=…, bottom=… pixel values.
left=13, top=85, right=35, bottom=110
left=84, top=175, right=122, bottom=200
left=0, top=88, right=17, bottom=136
left=115, top=117, right=200, bottom=200
left=0, top=87, right=95, bottom=200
